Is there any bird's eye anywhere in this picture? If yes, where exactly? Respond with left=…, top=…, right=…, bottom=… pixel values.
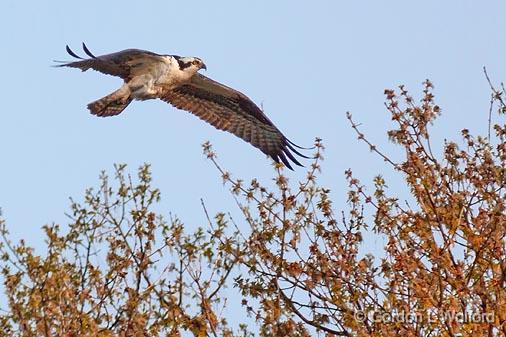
left=192, top=60, right=200, bottom=66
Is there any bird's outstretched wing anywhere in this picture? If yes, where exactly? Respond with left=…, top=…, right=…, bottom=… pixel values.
left=160, top=73, right=308, bottom=170
left=55, top=43, right=165, bottom=80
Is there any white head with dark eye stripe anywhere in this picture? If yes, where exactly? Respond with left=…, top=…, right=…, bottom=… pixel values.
left=174, top=56, right=207, bottom=74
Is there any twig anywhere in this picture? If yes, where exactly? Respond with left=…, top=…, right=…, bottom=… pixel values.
left=346, top=112, right=400, bottom=170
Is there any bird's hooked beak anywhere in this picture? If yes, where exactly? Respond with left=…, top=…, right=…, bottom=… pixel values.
left=200, top=63, right=207, bottom=71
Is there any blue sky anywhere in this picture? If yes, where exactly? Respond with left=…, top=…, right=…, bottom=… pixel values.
left=1, top=0, right=505, bottom=267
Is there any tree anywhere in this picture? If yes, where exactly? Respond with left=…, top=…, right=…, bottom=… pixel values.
left=1, top=77, right=505, bottom=337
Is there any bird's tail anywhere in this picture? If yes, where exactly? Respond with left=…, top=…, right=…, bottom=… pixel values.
left=87, top=88, right=133, bottom=117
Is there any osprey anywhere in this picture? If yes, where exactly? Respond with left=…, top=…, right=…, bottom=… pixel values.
left=57, top=44, right=308, bottom=170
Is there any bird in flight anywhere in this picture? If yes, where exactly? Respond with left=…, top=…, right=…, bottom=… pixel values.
left=57, top=43, right=309, bottom=170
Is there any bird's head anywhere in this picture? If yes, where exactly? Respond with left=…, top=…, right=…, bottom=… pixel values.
left=175, top=56, right=207, bottom=73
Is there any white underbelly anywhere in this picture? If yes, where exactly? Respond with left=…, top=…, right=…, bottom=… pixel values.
left=128, top=74, right=184, bottom=101
left=128, top=75, right=159, bottom=100
left=126, top=59, right=193, bottom=100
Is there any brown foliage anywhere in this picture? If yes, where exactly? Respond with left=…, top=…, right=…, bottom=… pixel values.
left=1, top=76, right=505, bottom=337
left=0, top=165, right=245, bottom=337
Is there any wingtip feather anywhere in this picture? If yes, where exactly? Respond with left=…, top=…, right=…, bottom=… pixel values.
left=286, top=138, right=315, bottom=151
left=66, top=45, right=84, bottom=59
left=283, top=147, right=304, bottom=168
left=82, top=42, right=97, bottom=58
left=286, top=142, right=311, bottom=159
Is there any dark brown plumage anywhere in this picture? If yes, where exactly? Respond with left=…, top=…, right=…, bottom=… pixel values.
left=161, top=74, right=308, bottom=168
